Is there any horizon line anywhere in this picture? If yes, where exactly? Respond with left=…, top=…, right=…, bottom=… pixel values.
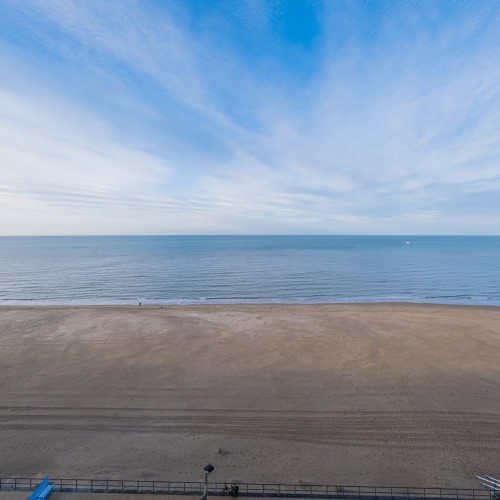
left=0, top=234, right=499, bottom=238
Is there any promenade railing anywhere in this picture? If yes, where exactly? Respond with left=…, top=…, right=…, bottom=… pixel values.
left=0, top=477, right=495, bottom=500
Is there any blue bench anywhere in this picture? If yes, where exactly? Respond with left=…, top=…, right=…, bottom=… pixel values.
left=28, top=477, right=53, bottom=500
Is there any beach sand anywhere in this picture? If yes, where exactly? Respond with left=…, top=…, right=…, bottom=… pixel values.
left=0, top=304, right=499, bottom=488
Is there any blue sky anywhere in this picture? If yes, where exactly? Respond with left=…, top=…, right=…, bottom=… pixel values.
left=1, top=0, right=500, bottom=235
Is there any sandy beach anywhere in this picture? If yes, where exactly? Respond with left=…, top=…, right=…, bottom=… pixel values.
left=0, top=303, right=499, bottom=488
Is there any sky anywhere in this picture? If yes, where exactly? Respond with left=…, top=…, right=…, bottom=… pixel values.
left=1, top=0, right=500, bottom=236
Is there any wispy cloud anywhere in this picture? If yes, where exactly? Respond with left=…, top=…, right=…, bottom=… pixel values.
left=1, top=0, right=500, bottom=234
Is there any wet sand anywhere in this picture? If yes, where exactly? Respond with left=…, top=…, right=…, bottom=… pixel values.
left=0, top=304, right=499, bottom=487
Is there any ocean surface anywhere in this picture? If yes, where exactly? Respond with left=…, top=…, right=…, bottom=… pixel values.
left=0, top=235, right=499, bottom=306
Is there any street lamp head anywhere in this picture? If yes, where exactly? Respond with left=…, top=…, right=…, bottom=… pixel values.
left=204, top=464, right=215, bottom=474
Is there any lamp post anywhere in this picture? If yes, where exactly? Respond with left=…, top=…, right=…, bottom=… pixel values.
left=201, top=463, right=215, bottom=500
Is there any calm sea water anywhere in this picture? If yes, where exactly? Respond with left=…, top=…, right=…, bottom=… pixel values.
left=0, top=235, right=499, bottom=306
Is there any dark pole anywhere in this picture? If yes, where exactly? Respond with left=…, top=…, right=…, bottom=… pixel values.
left=201, top=464, right=215, bottom=500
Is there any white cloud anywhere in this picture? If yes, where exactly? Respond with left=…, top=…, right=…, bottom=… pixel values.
left=1, top=0, right=500, bottom=234
left=0, top=72, right=176, bottom=233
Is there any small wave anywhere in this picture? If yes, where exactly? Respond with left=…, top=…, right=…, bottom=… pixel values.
left=1, top=296, right=499, bottom=307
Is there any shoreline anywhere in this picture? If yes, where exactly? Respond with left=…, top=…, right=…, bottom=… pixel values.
left=1, top=301, right=500, bottom=309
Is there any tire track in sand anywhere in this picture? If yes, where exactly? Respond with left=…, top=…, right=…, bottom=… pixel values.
left=0, top=407, right=498, bottom=452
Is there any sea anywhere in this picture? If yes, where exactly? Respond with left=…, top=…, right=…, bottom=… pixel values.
left=0, top=235, right=499, bottom=306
